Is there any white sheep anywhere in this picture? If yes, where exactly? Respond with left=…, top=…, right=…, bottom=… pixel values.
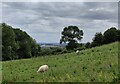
left=37, top=65, right=49, bottom=73
left=76, top=50, right=79, bottom=54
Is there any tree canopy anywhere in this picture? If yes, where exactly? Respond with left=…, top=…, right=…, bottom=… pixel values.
left=60, top=26, right=83, bottom=50
left=103, top=27, right=118, bottom=44
left=2, top=23, right=41, bottom=61
left=91, top=32, right=104, bottom=47
left=91, top=27, right=119, bottom=48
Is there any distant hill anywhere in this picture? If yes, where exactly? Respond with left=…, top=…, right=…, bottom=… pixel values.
left=39, top=43, right=67, bottom=48
left=2, top=42, right=119, bottom=82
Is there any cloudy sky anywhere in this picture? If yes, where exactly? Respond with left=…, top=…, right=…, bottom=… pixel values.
left=2, top=1, right=118, bottom=43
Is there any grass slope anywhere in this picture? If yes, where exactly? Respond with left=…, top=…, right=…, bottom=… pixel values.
left=2, top=42, right=118, bottom=82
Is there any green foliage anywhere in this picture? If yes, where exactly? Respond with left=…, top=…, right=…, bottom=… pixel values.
left=103, top=27, right=118, bottom=44
left=60, top=25, right=83, bottom=50
left=40, top=48, right=52, bottom=55
left=92, top=32, right=104, bottom=46
left=66, top=40, right=79, bottom=50
left=0, top=24, right=2, bottom=61
left=2, top=42, right=118, bottom=82
left=1, top=23, right=41, bottom=60
left=85, top=42, right=91, bottom=48
left=13, top=28, right=41, bottom=58
left=117, top=30, right=120, bottom=41
left=2, top=23, right=17, bottom=60
left=40, top=47, right=67, bottom=56
left=75, top=43, right=86, bottom=51
left=91, top=27, right=119, bottom=48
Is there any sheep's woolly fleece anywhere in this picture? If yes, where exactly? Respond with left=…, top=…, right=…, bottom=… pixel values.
left=37, top=65, right=49, bottom=73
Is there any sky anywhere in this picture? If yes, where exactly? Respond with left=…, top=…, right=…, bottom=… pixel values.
left=1, top=1, right=118, bottom=43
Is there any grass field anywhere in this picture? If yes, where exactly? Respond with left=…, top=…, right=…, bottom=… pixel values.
left=0, top=62, right=2, bottom=83
left=2, top=42, right=119, bottom=82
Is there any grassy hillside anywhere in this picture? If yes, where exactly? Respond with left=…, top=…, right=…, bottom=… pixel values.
left=0, top=62, right=2, bottom=83
left=2, top=42, right=119, bottom=82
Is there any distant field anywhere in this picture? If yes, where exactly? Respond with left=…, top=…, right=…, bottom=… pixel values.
left=2, top=42, right=119, bottom=82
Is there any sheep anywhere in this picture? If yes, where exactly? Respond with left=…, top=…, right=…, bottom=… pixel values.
left=76, top=50, right=79, bottom=54
left=37, top=65, right=49, bottom=73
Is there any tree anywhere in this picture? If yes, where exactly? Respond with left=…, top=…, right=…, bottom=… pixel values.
left=13, top=29, right=32, bottom=58
left=117, top=29, right=120, bottom=41
left=60, top=26, right=83, bottom=50
left=85, top=42, right=91, bottom=48
left=13, top=28, right=41, bottom=58
left=103, top=27, right=118, bottom=44
left=91, top=27, right=119, bottom=48
left=2, top=23, right=18, bottom=60
left=2, top=23, right=41, bottom=60
left=0, top=24, right=2, bottom=60
left=92, top=32, right=104, bottom=46
left=66, top=40, right=79, bottom=50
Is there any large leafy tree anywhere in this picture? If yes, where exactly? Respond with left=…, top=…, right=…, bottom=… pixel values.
left=60, top=26, right=83, bottom=50
left=103, top=27, right=118, bottom=44
left=2, top=23, right=41, bottom=61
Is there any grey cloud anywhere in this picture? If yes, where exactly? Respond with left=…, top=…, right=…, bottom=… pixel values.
left=3, top=2, right=117, bottom=21
left=0, top=2, right=2, bottom=22
left=2, top=2, right=118, bottom=43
